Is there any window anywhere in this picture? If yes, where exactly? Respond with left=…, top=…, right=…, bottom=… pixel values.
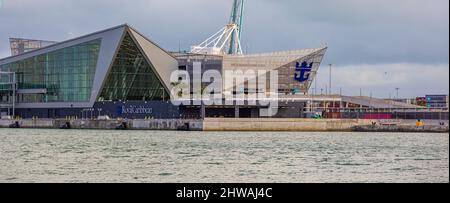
left=0, top=39, right=101, bottom=103
left=98, top=33, right=169, bottom=101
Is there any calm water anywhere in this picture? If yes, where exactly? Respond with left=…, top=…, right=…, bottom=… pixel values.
left=0, top=129, right=448, bottom=183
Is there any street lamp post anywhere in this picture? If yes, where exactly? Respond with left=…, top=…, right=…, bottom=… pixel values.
left=329, top=64, right=332, bottom=95
left=314, top=74, right=318, bottom=96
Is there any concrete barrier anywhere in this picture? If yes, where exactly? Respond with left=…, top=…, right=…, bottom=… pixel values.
left=132, top=119, right=203, bottom=131
left=0, top=118, right=447, bottom=132
left=0, top=119, right=54, bottom=128
left=0, top=120, right=14, bottom=128
left=353, top=125, right=449, bottom=133
left=0, top=119, right=203, bottom=130
left=203, top=118, right=373, bottom=132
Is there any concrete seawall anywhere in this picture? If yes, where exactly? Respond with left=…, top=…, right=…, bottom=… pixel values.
left=0, top=118, right=448, bottom=132
left=353, top=125, right=449, bottom=133
left=203, top=118, right=373, bottom=132
left=0, top=119, right=203, bottom=131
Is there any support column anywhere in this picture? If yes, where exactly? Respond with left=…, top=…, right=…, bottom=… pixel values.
left=299, top=103, right=305, bottom=118
left=200, top=104, right=206, bottom=119
left=235, top=106, right=240, bottom=118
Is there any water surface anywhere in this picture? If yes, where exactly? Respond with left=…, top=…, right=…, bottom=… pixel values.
left=0, top=129, right=448, bottom=183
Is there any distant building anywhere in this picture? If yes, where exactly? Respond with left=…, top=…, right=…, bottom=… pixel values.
left=9, top=38, right=57, bottom=56
left=415, top=97, right=427, bottom=107
left=426, top=95, right=449, bottom=108
left=386, top=98, right=416, bottom=105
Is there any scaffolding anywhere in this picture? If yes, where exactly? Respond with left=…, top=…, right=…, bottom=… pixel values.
left=9, top=38, right=57, bottom=56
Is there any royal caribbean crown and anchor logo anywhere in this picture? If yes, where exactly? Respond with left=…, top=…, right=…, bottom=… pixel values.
left=294, top=61, right=314, bottom=83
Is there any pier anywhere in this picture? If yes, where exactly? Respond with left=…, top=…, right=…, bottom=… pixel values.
left=1, top=118, right=447, bottom=133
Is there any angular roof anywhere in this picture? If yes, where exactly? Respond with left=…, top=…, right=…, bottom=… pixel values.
left=0, top=24, right=179, bottom=108
left=223, top=47, right=327, bottom=71
left=1, top=24, right=125, bottom=64
left=222, top=47, right=328, bottom=94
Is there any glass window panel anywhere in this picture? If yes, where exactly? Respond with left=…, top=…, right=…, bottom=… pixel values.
left=99, top=33, right=168, bottom=102
left=0, top=39, right=101, bottom=103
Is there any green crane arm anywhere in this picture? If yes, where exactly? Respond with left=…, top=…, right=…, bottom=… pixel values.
left=228, top=0, right=245, bottom=55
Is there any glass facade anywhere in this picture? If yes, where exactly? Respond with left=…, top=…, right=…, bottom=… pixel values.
left=0, top=39, right=101, bottom=103
left=98, top=33, right=168, bottom=101
left=276, top=50, right=325, bottom=94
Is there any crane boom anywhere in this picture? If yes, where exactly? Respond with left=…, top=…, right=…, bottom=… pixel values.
left=191, top=0, right=245, bottom=55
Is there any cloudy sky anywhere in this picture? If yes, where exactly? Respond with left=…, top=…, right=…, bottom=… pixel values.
left=0, top=0, right=448, bottom=98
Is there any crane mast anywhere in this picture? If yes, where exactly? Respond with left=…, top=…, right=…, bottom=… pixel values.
left=191, top=0, right=245, bottom=55
left=228, top=0, right=245, bottom=55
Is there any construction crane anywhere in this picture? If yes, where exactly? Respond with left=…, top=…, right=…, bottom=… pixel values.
left=190, top=0, right=245, bottom=55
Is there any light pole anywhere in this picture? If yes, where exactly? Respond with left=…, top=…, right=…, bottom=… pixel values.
left=314, top=72, right=318, bottom=96
left=329, top=64, right=332, bottom=95
left=339, top=87, right=343, bottom=113
left=359, top=88, right=363, bottom=110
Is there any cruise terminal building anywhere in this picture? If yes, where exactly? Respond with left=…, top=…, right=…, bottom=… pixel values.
left=0, top=24, right=331, bottom=119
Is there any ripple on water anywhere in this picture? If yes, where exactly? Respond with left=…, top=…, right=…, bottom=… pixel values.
left=0, top=129, right=448, bottom=183
left=335, top=162, right=371, bottom=166
left=158, top=173, right=173, bottom=176
left=204, top=162, right=224, bottom=165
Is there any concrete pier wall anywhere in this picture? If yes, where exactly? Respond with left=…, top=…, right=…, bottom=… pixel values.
left=353, top=125, right=449, bottom=133
left=203, top=118, right=373, bottom=131
left=0, top=119, right=203, bottom=130
left=1, top=118, right=447, bottom=132
left=132, top=119, right=203, bottom=131
left=0, top=119, right=55, bottom=128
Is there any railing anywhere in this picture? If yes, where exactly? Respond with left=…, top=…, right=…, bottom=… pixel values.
left=304, top=107, right=449, bottom=120
left=17, top=83, right=47, bottom=89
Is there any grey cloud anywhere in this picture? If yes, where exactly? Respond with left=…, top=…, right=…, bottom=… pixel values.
left=0, top=0, right=448, bottom=64
left=0, top=0, right=448, bottom=97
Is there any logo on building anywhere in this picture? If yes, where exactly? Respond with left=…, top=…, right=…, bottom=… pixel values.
left=116, top=105, right=153, bottom=115
left=294, top=61, right=313, bottom=83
